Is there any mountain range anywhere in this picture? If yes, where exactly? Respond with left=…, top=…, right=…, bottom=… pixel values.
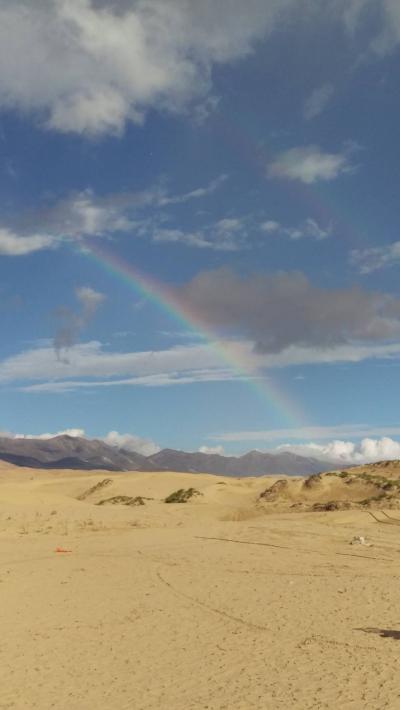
left=0, top=435, right=343, bottom=476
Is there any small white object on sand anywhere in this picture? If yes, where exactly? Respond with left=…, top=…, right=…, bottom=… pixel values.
left=350, top=535, right=370, bottom=546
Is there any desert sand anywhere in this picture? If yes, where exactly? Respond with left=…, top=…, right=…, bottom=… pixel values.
left=1, top=461, right=400, bottom=709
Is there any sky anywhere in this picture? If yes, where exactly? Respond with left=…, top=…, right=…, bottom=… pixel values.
left=2, top=0, right=400, bottom=462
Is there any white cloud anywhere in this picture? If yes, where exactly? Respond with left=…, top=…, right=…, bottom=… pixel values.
left=341, top=0, right=371, bottom=34
left=370, top=0, right=400, bottom=55
left=75, top=286, right=105, bottom=317
left=261, top=217, right=331, bottom=240
left=192, top=94, right=220, bottom=125
left=4, top=338, right=400, bottom=394
left=260, top=220, right=280, bottom=233
left=351, top=241, right=400, bottom=274
left=0, top=341, right=243, bottom=390
left=159, top=174, right=227, bottom=206
left=151, top=216, right=248, bottom=251
left=21, top=369, right=245, bottom=393
left=277, top=437, right=400, bottom=464
left=44, top=179, right=226, bottom=237
left=337, top=0, right=400, bottom=59
left=264, top=343, right=400, bottom=366
left=50, top=190, right=138, bottom=237
left=268, top=145, right=352, bottom=184
left=303, top=83, right=334, bottom=120
left=288, top=218, right=331, bottom=241
left=0, top=228, right=56, bottom=256
left=0, top=176, right=227, bottom=256
left=198, top=445, right=225, bottom=455
left=0, top=0, right=296, bottom=136
left=103, top=430, right=160, bottom=455
left=1, top=197, right=338, bottom=254
left=0, top=2, right=398, bottom=137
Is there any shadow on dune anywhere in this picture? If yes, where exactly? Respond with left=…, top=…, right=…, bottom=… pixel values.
left=357, top=627, right=400, bottom=640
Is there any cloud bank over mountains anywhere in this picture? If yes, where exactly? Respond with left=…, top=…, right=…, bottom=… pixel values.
left=277, top=437, right=400, bottom=465
left=3, top=427, right=400, bottom=466
left=1, top=428, right=160, bottom=456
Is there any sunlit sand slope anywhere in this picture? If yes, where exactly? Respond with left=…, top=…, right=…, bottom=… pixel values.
left=1, top=463, right=400, bottom=709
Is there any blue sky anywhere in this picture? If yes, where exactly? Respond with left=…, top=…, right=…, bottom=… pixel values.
left=1, top=0, right=400, bottom=462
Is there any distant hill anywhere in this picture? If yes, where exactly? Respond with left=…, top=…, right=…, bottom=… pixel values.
left=147, top=448, right=334, bottom=476
left=0, top=435, right=343, bottom=476
left=0, top=435, right=151, bottom=472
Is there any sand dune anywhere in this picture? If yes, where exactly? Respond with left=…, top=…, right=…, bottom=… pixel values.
left=1, top=462, right=400, bottom=709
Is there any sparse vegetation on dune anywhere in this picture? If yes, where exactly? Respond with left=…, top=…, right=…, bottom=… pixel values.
left=312, top=501, right=352, bottom=512
left=77, top=478, right=113, bottom=501
left=164, top=488, right=202, bottom=503
left=97, top=495, right=149, bottom=507
left=303, top=473, right=323, bottom=488
left=326, top=470, right=350, bottom=479
left=256, top=466, right=400, bottom=512
left=258, top=479, right=288, bottom=502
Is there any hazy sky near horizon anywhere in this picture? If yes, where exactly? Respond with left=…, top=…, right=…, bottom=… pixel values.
left=1, top=0, right=400, bottom=456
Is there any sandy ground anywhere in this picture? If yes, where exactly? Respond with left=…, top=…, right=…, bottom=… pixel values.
left=1, top=463, right=400, bottom=709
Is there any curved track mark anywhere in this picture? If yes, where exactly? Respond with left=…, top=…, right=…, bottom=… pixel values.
left=156, top=570, right=268, bottom=633
left=195, top=535, right=394, bottom=562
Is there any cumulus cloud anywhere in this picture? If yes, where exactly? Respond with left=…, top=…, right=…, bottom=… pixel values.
left=303, top=83, right=334, bottom=120
left=268, top=145, right=353, bottom=184
left=175, top=268, right=400, bottom=354
left=351, top=241, right=400, bottom=274
left=54, top=286, right=105, bottom=359
left=0, top=0, right=297, bottom=136
left=103, top=430, right=160, bottom=455
left=277, top=437, right=400, bottom=464
left=0, top=2, right=398, bottom=137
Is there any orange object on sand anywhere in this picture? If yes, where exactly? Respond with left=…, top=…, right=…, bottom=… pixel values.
left=55, top=547, right=72, bottom=553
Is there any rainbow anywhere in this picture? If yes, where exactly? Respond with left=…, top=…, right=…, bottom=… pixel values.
left=79, top=240, right=307, bottom=428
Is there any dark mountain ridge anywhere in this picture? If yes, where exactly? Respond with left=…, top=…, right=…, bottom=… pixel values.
left=0, top=435, right=342, bottom=476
